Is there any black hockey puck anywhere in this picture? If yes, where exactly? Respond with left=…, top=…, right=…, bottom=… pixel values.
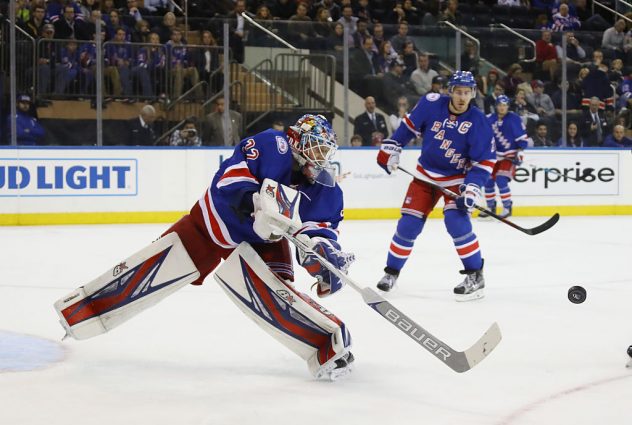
left=568, top=286, right=587, bottom=304
left=627, top=345, right=632, bottom=358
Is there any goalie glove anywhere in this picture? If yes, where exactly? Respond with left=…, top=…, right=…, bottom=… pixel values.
left=298, top=236, right=355, bottom=298
left=456, top=183, right=482, bottom=213
left=377, top=139, right=402, bottom=174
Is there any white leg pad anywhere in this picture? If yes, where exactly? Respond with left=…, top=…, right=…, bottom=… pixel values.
left=53, top=232, right=200, bottom=340
left=214, top=243, right=351, bottom=377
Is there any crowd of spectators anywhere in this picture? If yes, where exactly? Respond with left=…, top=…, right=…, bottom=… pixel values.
left=4, top=0, right=632, bottom=148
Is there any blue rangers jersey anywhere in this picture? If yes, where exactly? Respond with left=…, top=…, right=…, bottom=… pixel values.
left=196, top=129, right=344, bottom=249
left=390, top=93, right=496, bottom=188
left=487, top=111, right=529, bottom=159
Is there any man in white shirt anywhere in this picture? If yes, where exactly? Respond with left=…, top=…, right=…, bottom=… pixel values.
left=410, top=53, right=438, bottom=95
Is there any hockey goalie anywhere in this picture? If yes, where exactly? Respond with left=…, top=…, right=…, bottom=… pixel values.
left=54, top=114, right=356, bottom=380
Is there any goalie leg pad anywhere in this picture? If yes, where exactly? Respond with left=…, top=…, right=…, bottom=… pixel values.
left=54, top=232, right=200, bottom=340
left=214, top=243, right=352, bottom=378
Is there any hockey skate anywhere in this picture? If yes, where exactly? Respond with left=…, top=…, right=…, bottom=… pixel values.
left=315, top=352, right=355, bottom=381
left=454, top=263, right=485, bottom=302
left=499, top=204, right=512, bottom=218
left=478, top=202, right=496, bottom=220
left=377, top=268, right=399, bottom=292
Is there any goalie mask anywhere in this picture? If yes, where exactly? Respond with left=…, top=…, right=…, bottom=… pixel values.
left=286, top=114, right=338, bottom=187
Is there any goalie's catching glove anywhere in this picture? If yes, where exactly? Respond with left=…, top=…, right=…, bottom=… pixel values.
left=299, top=237, right=355, bottom=298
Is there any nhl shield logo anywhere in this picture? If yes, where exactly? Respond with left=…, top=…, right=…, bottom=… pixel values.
left=276, top=136, right=288, bottom=154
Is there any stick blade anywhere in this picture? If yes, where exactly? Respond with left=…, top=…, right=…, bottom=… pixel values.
left=456, top=322, right=503, bottom=373
left=524, top=213, right=560, bottom=235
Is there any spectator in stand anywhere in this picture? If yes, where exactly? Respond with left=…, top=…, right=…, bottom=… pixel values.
left=104, top=27, right=132, bottom=99
left=131, top=19, right=151, bottom=43
left=550, top=3, right=580, bottom=32
left=127, top=104, right=157, bottom=146
left=227, top=0, right=246, bottom=63
left=502, top=63, right=524, bottom=97
left=374, top=40, right=398, bottom=76
left=422, top=0, right=440, bottom=26
left=485, top=82, right=505, bottom=114
left=461, top=40, right=479, bottom=76
left=202, top=97, right=243, bottom=146
left=402, top=0, right=420, bottom=25
left=383, top=59, right=419, bottom=112
left=54, top=5, right=79, bottom=39
left=37, top=24, right=57, bottom=98
left=107, top=10, right=130, bottom=41
left=170, top=119, right=202, bottom=146
left=289, top=2, right=316, bottom=46
left=121, top=0, right=149, bottom=29
left=47, top=0, right=81, bottom=22
left=24, top=4, right=47, bottom=39
left=402, top=41, right=418, bottom=78
left=349, top=36, right=378, bottom=91
left=327, top=22, right=345, bottom=51
left=558, top=121, right=584, bottom=147
left=271, top=121, right=285, bottom=132
left=390, top=22, right=416, bottom=55
left=167, top=28, right=202, bottom=99
left=498, top=0, right=527, bottom=6
left=389, top=96, right=410, bottom=133
left=410, top=52, right=438, bottom=95
left=534, top=14, right=549, bottom=30
left=15, top=0, right=30, bottom=26
left=555, top=32, right=586, bottom=70
left=312, top=0, right=341, bottom=22
left=100, top=0, right=116, bottom=17
left=527, top=80, right=555, bottom=127
left=313, top=7, right=333, bottom=39
left=484, top=69, right=500, bottom=97
left=152, top=11, right=177, bottom=44
left=371, top=23, right=387, bottom=53
left=532, top=122, right=554, bottom=147
left=602, top=19, right=626, bottom=61
left=130, top=41, right=153, bottom=99
left=350, top=134, right=363, bottom=147
left=144, top=0, right=170, bottom=16
left=146, top=32, right=168, bottom=99
left=337, top=5, right=358, bottom=36
left=535, top=30, right=558, bottom=81
left=55, top=38, right=81, bottom=96
left=355, top=0, right=373, bottom=23
left=429, top=75, right=448, bottom=94
left=580, top=96, right=608, bottom=146
left=353, top=18, right=371, bottom=49
left=581, top=63, right=614, bottom=110
left=609, top=58, right=624, bottom=86
left=388, top=2, right=407, bottom=25
left=79, top=0, right=98, bottom=19
left=254, top=5, right=278, bottom=40
left=603, top=124, right=632, bottom=147
left=440, top=0, right=459, bottom=24
left=268, top=0, right=293, bottom=20
left=194, top=30, right=222, bottom=94
left=592, top=49, right=604, bottom=67
left=7, top=94, right=45, bottom=145
left=512, top=88, right=539, bottom=129
left=353, top=96, right=388, bottom=146
left=552, top=80, right=583, bottom=119
left=75, top=9, right=102, bottom=41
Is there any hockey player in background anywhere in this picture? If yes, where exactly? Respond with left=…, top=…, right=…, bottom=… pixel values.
left=375, top=71, right=496, bottom=301
left=55, top=114, right=356, bottom=380
left=481, top=95, right=530, bottom=218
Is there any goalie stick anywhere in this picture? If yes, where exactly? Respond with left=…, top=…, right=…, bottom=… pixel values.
left=397, top=166, right=560, bottom=236
left=284, top=232, right=502, bottom=373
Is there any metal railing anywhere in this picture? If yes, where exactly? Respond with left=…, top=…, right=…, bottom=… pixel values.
left=439, top=21, right=481, bottom=72
left=0, top=19, right=36, bottom=96
left=492, top=23, right=536, bottom=63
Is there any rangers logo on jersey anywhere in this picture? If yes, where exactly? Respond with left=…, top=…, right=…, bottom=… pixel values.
left=276, top=136, right=288, bottom=154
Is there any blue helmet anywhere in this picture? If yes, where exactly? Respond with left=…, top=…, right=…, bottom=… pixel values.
left=495, top=95, right=510, bottom=105
left=448, top=71, right=477, bottom=92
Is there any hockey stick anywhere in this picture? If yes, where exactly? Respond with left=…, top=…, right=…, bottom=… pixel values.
left=397, top=166, right=560, bottom=236
left=284, top=232, right=502, bottom=373
left=525, top=163, right=594, bottom=182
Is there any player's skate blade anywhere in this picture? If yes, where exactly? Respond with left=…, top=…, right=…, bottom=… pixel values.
left=377, top=269, right=399, bottom=292
left=455, top=288, right=485, bottom=302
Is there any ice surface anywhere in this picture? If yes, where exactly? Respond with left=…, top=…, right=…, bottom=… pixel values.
left=1, top=217, right=631, bottom=425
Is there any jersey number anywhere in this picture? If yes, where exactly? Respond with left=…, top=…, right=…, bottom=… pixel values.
left=242, top=139, right=259, bottom=160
